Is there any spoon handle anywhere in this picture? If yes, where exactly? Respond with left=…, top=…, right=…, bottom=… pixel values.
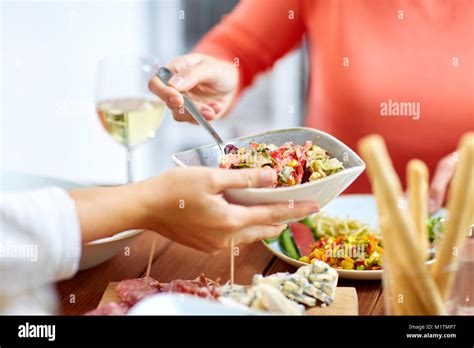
left=182, top=95, right=226, bottom=154
left=156, top=67, right=226, bottom=155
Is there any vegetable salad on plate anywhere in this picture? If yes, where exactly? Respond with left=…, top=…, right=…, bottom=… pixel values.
left=277, top=215, right=383, bottom=271
left=273, top=214, right=442, bottom=271
left=219, top=141, right=344, bottom=187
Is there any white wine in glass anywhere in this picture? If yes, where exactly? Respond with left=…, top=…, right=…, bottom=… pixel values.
left=97, top=97, right=165, bottom=148
left=95, top=56, right=164, bottom=183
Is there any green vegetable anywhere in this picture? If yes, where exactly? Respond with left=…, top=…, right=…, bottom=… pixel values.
left=427, top=216, right=443, bottom=243
left=278, top=166, right=294, bottom=184
left=279, top=228, right=300, bottom=259
left=264, top=233, right=281, bottom=244
left=300, top=216, right=313, bottom=228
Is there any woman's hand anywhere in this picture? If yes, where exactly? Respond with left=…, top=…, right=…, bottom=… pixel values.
left=429, top=152, right=458, bottom=213
left=72, top=168, right=318, bottom=251
left=148, top=53, right=238, bottom=123
left=133, top=167, right=318, bottom=254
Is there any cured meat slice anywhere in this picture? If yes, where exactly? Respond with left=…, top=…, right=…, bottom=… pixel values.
left=84, top=275, right=221, bottom=316
left=163, top=275, right=220, bottom=300
left=165, top=280, right=218, bottom=299
left=85, top=302, right=129, bottom=316
left=115, top=277, right=162, bottom=305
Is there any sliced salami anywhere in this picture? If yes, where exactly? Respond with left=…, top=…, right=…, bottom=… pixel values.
left=165, top=280, right=219, bottom=300
left=85, top=301, right=129, bottom=316
left=85, top=275, right=221, bottom=316
left=115, top=277, right=162, bottom=305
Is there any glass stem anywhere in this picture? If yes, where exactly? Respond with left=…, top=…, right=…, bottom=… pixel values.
left=126, top=146, right=133, bottom=184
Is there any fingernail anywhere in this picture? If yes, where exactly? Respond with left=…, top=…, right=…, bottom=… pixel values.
left=169, top=96, right=181, bottom=107
left=169, top=75, right=186, bottom=89
left=200, top=108, right=214, bottom=119
left=309, top=203, right=320, bottom=212
left=209, top=102, right=221, bottom=113
left=259, top=169, right=276, bottom=184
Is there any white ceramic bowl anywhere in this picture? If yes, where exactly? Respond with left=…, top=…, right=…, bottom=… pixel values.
left=172, top=127, right=365, bottom=209
left=0, top=171, right=145, bottom=271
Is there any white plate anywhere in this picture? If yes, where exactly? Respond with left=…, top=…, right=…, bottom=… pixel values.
left=172, top=127, right=365, bottom=211
left=0, top=171, right=145, bottom=271
left=128, top=293, right=258, bottom=315
left=264, top=194, right=442, bottom=280
left=79, top=228, right=145, bottom=271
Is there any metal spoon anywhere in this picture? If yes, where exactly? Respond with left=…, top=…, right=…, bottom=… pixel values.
left=157, top=67, right=237, bottom=155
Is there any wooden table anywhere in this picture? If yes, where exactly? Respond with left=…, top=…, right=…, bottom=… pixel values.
left=56, top=231, right=385, bottom=315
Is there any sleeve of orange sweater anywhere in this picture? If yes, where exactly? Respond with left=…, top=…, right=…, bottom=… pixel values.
left=194, top=0, right=306, bottom=93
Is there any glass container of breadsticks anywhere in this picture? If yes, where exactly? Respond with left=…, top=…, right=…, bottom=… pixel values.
left=435, top=221, right=474, bottom=315
left=383, top=221, right=473, bottom=315
left=382, top=254, right=439, bottom=315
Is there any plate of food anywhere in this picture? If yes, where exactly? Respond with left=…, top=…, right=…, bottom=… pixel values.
left=263, top=194, right=444, bottom=280
left=86, top=216, right=358, bottom=316
left=172, top=127, right=365, bottom=209
left=87, top=259, right=359, bottom=315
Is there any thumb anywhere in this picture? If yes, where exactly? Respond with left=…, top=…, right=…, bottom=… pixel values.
left=429, top=186, right=444, bottom=214
left=429, top=171, right=450, bottom=213
left=429, top=152, right=458, bottom=213
left=211, top=168, right=277, bottom=192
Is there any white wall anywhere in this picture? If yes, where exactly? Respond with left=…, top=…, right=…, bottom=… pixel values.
left=1, top=0, right=154, bottom=184
left=1, top=0, right=304, bottom=185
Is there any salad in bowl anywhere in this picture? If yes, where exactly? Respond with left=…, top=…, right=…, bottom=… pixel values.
left=172, top=127, right=365, bottom=208
left=219, top=141, right=344, bottom=187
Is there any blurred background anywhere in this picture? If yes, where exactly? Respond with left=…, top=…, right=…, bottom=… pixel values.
left=1, top=0, right=307, bottom=184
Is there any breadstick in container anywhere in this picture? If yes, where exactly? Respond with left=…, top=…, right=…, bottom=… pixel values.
left=359, top=135, right=446, bottom=315
left=432, top=133, right=474, bottom=300
left=407, top=159, right=430, bottom=259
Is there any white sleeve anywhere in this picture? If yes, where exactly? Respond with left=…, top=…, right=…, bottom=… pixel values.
left=0, top=187, right=82, bottom=297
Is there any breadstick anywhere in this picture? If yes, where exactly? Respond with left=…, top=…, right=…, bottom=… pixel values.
left=372, top=174, right=426, bottom=314
left=407, top=159, right=430, bottom=259
left=381, top=216, right=431, bottom=314
left=230, top=236, right=235, bottom=286
left=382, top=235, right=425, bottom=315
left=461, top=133, right=474, bottom=230
left=372, top=181, right=409, bottom=314
left=432, top=133, right=474, bottom=300
left=359, top=135, right=446, bottom=314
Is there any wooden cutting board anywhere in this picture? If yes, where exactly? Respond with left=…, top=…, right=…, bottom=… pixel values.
left=99, top=282, right=358, bottom=315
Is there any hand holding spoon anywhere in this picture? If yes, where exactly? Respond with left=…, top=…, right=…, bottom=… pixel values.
left=157, top=67, right=237, bottom=155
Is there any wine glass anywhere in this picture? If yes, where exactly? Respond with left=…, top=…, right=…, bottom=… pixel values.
left=95, top=56, right=165, bottom=183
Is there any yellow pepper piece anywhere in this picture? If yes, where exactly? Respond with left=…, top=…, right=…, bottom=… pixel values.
left=341, top=258, right=355, bottom=270
left=287, top=159, right=299, bottom=167
left=309, top=172, right=321, bottom=181
left=299, top=256, right=310, bottom=263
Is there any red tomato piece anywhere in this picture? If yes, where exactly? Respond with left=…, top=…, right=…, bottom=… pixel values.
left=290, top=222, right=315, bottom=257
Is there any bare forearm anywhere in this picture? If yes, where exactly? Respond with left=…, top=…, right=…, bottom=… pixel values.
left=69, top=183, right=149, bottom=243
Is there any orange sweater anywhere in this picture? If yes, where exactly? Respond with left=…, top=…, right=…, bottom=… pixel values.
left=195, top=0, right=474, bottom=193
